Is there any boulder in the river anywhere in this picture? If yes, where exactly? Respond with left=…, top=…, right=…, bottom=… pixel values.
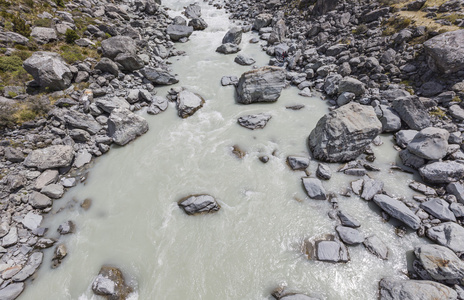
left=363, top=235, right=389, bottom=260
left=188, top=18, right=208, bottom=31
left=392, top=96, right=431, bottom=130
left=141, top=67, right=179, bottom=85
left=24, top=145, right=74, bottom=170
left=426, top=222, right=464, bottom=253
left=101, top=36, right=137, bottom=60
left=147, top=96, right=169, bottom=115
left=420, top=198, right=456, bottom=222
left=287, top=156, right=310, bottom=170
left=236, top=66, right=286, bottom=104
left=337, top=210, right=360, bottom=228
left=23, top=51, right=72, bottom=91
left=379, top=277, right=457, bottom=300
left=216, top=43, right=241, bottom=54
left=316, top=240, right=349, bottom=263
left=316, top=163, right=332, bottom=180
left=178, top=194, right=220, bottom=215
left=308, top=102, right=382, bottom=162
left=237, top=113, right=271, bottom=130
left=407, top=127, right=449, bottom=160
left=222, top=27, right=242, bottom=45
left=221, top=75, right=238, bottom=86
left=184, top=3, right=201, bottom=19
left=419, top=161, right=464, bottom=184
left=424, top=29, right=464, bottom=74
left=234, top=54, right=256, bottom=66
left=335, top=225, right=364, bottom=245
left=373, top=194, right=421, bottom=230
left=302, top=177, right=326, bottom=200
left=92, top=265, right=133, bottom=299
left=414, top=244, right=464, bottom=282
left=176, top=90, right=205, bottom=118
left=107, top=107, right=149, bottom=146
left=166, top=25, right=193, bottom=41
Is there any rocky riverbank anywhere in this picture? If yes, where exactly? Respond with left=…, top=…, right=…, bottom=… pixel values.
left=219, top=0, right=464, bottom=298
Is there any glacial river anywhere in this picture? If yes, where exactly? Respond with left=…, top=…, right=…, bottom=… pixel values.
left=19, top=1, right=425, bottom=299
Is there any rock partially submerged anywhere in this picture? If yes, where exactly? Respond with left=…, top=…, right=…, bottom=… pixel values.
left=236, top=66, right=286, bottom=104
left=308, top=102, right=382, bottom=162
left=414, top=244, right=464, bottom=282
left=178, top=194, right=220, bottom=215
left=426, top=222, right=464, bottom=253
left=237, top=113, right=271, bottom=129
left=176, top=90, right=205, bottom=118
left=379, top=277, right=457, bottom=300
left=419, top=161, right=464, bottom=184
left=92, top=265, right=133, bottom=299
left=0, top=283, right=25, bottom=300
left=107, top=107, right=149, bottom=146
left=166, top=25, right=193, bottom=41
left=373, top=194, right=421, bottom=230
left=302, top=177, right=326, bottom=200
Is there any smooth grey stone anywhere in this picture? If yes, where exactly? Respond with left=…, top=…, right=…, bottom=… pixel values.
left=216, top=43, right=241, bottom=54
left=407, top=127, right=450, bottom=160
left=302, top=177, right=326, bottom=200
left=378, top=105, right=401, bottom=133
left=141, top=67, right=179, bottom=85
left=41, top=183, right=64, bottom=199
left=415, top=244, right=464, bottom=281
left=114, top=52, right=144, bottom=72
left=94, top=57, right=119, bottom=76
left=419, top=161, right=464, bottom=184
left=234, top=54, right=255, bottom=65
left=21, top=212, right=43, bottom=231
left=424, top=29, right=464, bottom=74
left=176, top=90, right=205, bottom=118
left=28, top=191, right=52, bottom=209
left=73, top=150, right=92, bottom=168
left=23, top=52, right=72, bottom=91
left=188, top=18, right=208, bottom=31
left=108, top=108, right=149, bottom=146
left=309, top=103, right=382, bottom=162
left=420, top=198, right=456, bottom=222
left=316, top=240, right=349, bottom=263
left=222, top=27, right=242, bottom=45
left=447, top=182, right=464, bottom=203
left=336, top=225, right=364, bottom=245
left=12, top=252, right=43, bottom=282
left=395, top=130, right=419, bottom=148
left=426, top=222, right=464, bottom=253
left=337, top=210, right=361, bottom=228
left=363, top=235, right=389, bottom=260
left=361, top=176, right=383, bottom=200
left=92, top=266, right=132, bottom=298
left=287, top=156, right=310, bottom=170
left=2, top=227, right=18, bottom=247
left=237, top=114, right=271, bottom=130
left=392, top=96, right=431, bottom=130
left=236, top=66, right=285, bottom=104
left=450, top=202, right=464, bottom=217
left=166, top=25, right=193, bottom=41
left=101, top=36, right=137, bottom=60
left=338, top=76, right=365, bottom=96
left=58, top=220, right=75, bottom=235
left=373, top=194, right=421, bottom=230
left=221, top=76, right=238, bottom=86
left=178, top=194, right=220, bottom=215
left=95, top=97, right=130, bottom=114
left=61, top=177, right=76, bottom=188
left=316, top=163, right=331, bottom=180
left=379, top=278, right=457, bottom=300
left=0, top=283, right=25, bottom=300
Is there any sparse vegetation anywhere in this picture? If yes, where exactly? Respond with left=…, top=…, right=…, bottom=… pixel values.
left=429, top=107, right=447, bottom=119
left=0, top=55, right=23, bottom=72
left=0, top=96, right=52, bottom=128
left=382, top=16, right=412, bottom=35
left=65, top=29, right=80, bottom=44
left=12, top=14, right=31, bottom=37
left=59, top=44, right=84, bottom=64
left=34, top=18, right=53, bottom=27
left=353, top=24, right=368, bottom=35
left=53, top=0, right=65, bottom=7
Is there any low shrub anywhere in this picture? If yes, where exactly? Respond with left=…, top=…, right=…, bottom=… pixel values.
left=0, top=55, right=23, bottom=72
left=12, top=14, right=31, bottom=37
left=60, top=44, right=84, bottom=64
left=65, top=28, right=79, bottom=44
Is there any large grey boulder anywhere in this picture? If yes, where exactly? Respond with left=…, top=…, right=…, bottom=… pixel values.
left=407, top=127, right=449, bottom=160
left=184, top=3, right=201, bottom=19
left=0, top=283, right=25, bottom=300
left=92, top=265, right=133, bottom=299
left=308, top=102, right=382, bottom=162
left=373, top=194, right=421, bottom=230
left=141, top=67, right=179, bottom=85
left=94, top=57, right=119, bottom=76
left=178, top=194, right=220, bottom=215
left=287, top=156, right=310, bottom=171
left=222, top=27, right=242, bottom=45
left=392, top=96, right=431, bottom=130
left=237, top=114, right=271, bottom=130
left=419, top=161, right=464, bottom=184
left=24, top=145, right=74, bottom=170
left=338, top=77, right=365, bottom=96
left=302, top=177, right=326, bottom=200
left=234, top=54, right=256, bottom=66
left=188, top=18, right=208, bottom=31
left=424, top=29, right=464, bottom=74
left=426, top=222, right=464, bottom=253
left=114, top=52, right=144, bottom=72
left=395, top=130, right=419, bottom=148
left=420, top=198, right=456, bottom=222
left=63, top=109, right=102, bottom=134
left=216, top=43, right=241, bottom=54
left=107, top=108, right=149, bottom=146
left=101, top=36, right=137, bottom=60
left=0, top=31, right=29, bottom=45
left=316, top=240, right=349, bottom=263
left=379, top=278, right=457, bottom=300
left=253, top=14, right=273, bottom=31
left=378, top=105, right=401, bottom=133
left=415, top=244, right=464, bottom=281
left=236, top=66, right=286, bottom=104
left=31, top=27, right=57, bottom=44
left=176, top=90, right=205, bottom=118
left=166, top=25, right=193, bottom=41
left=23, top=52, right=72, bottom=90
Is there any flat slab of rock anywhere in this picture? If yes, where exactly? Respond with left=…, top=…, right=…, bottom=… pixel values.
left=360, top=176, right=384, bottom=200
left=419, top=161, right=464, bottom=184
left=167, top=24, right=193, bottom=41
left=287, top=156, right=310, bottom=170
left=237, top=114, right=271, bottom=130
left=234, top=54, right=255, bottom=65
left=41, top=183, right=64, bottom=199
left=373, top=194, right=421, bottom=230
left=427, top=222, right=464, bottom=253
left=379, top=278, right=457, bottom=300
left=363, top=235, right=389, bottom=260
left=336, top=225, right=364, bottom=245
left=22, top=212, right=42, bottom=231
left=415, top=244, right=464, bottom=281
left=221, top=75, right=238, bottom=86
left=101, top=36, right=137, bottom=60
left=12, top=252, right=43, bottom=282
left=337, top=210, right=360, bottom=228
left=407, top=127, right=449, bottom=160
left=29, top=191, right=52, bottom=209
left=23, top=51, right=72, bottom=91
left=420, top=198, right=456, bottom=222
left=176, top=90, right=205, bottom=118
left=2, top=227, right=18, bottom=247
left=392, top=96, right=431, bottom=130
left=236, top=66, right=286, bottom=104
left=108, top=108, right=149, bottom=146
left=178, top=194, right=220, bottom=215
left=309, top=102, right=382, bottom=162
left=316, top=240, right=349, bottom=263
left=24, top=145, right=74, bottom=170
left=302, top=177, right=326, bottom=200
left=0, top=31, right=29, bottom=45
left=424, top=29, right=464, bottom=74
left=0, top=283, right=25, bottom=300
left=141, top=67, right=179, bottom=85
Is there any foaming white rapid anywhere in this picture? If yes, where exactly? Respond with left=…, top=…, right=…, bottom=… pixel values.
left=18, top=1, right=425, bottom=299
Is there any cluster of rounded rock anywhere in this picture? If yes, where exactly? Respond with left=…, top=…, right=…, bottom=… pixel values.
left=208, top=0, right=464, bottom=298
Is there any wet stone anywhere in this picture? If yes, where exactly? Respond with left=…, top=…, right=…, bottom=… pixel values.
left=302, top=177, right=327, bottom=200
left=0, top=282, right=25, bottom=300
left=420, top=198, right=456, bottom=222
left=335, top=225, right=364, bottom=245
left=337, top=210, right=361, bottom=228
left=287, top=156, right=310, bottom=170
left=316, top=240, right=350, bottom=263
left=364, top=235, right=389, bottom=260
left=178, top=194, right=220, bottom=215
left=316, top=163, right=331, bottom=180
left=58, top=221, right=75, bottom=235
left=237, top=114, right=272, bottom=130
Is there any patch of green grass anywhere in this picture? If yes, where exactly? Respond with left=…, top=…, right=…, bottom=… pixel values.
left=429, top=107, right=447, bottom=119
left=60, top=44, right=84, bottom=64
left=34, top=18, right=52, bottom=27
left=382, top=16, right=412, bottom=36
left=65, top=29, right=79, bottom=44
left=7, top=91, right=17, bottom=98
left=0, top=55, right=23, bottom=72
left=12, top=14, right=31, bottom=37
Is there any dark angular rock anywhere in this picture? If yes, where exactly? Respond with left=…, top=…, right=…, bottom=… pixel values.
left=178, top=194, right=220, bottom=215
